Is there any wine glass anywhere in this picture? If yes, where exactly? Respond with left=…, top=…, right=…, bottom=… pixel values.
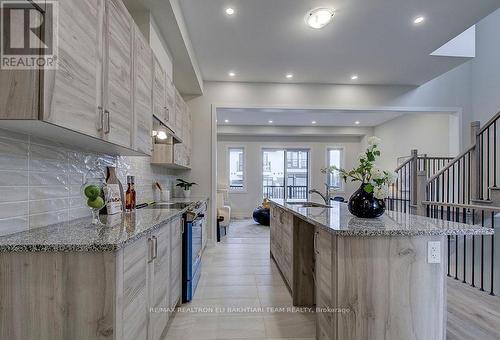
left=81, top=171, right=106, bottom=226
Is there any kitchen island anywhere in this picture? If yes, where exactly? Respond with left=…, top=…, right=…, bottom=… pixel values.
left=0, top=198, right=208, bottom=340
left=269, top=199, right=494, bottom=340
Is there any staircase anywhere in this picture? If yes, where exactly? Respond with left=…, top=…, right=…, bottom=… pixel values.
left=387, top=110, right=500, bottom=296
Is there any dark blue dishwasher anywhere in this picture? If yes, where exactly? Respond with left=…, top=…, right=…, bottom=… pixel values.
left=182, top=206, right=205, bottom=302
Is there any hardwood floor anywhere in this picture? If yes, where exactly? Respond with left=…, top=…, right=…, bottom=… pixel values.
left=447, top=277, right=500, bottom=340
left=164, top=219, right=500, bottom=340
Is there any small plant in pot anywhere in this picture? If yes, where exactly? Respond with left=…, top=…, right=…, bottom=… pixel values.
left=176, top=179, right=197, bottom=198
left=321, top=137, right=397, bottom=218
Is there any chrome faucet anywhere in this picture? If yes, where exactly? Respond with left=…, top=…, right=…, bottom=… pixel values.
left=308, top=183, right=333, bottom=205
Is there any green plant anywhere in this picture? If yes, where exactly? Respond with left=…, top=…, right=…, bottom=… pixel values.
left=321, top=136, right=397, bottom=199
left=176, top=178, right=197, bottom=191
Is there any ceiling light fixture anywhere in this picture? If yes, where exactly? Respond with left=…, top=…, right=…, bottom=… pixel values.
left=351, top=74, right=359, bottom=80
left=305, top=8, right=335, bottom=29
left=268, top=120, right=273, bottom=124
left=228, top=72, right=236, bottom=77
left=312, top=121, right=317, bottom=124
left=224, top=119, right=229, bottom=123
left=413, top=16, right=425, bottom=24
left=225, top=7, right=235, bottom=15
left=286, top=74, right=293, bottom=79
left=355, top=121, right=360, bottom=125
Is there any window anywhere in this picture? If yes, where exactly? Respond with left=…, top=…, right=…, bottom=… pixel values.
left=327, top=148, right=343, bottom=190
left=262, top=149, right=309, bottom=200
left=228, top=147, right=245, bottom=191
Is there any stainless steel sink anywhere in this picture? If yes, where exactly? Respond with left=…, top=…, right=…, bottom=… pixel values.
left=286, top=201, right=332, bottom=208
left=148, top=202, right=192, bottom=209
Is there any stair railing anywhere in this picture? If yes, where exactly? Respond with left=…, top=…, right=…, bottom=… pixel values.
left=476, top=110, right=500, bottom=200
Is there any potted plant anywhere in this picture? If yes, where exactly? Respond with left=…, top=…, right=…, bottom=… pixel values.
left=321, top=136, right=397, bottom=218
left=176, top=179, right=197, bottom=198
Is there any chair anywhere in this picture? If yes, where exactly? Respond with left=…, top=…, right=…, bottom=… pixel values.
left=216, top=188, right=231, bottom=230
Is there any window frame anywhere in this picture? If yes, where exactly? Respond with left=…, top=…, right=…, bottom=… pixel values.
left=326, top=146, right=345, bottom=193
left=227, top=146, right=247, bottom=193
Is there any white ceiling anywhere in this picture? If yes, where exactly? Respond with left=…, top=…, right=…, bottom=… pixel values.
left=216, top=108, right=436, bottom=127
left=179, top=0, right=500, bottom=85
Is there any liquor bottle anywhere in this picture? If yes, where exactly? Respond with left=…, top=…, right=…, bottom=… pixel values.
left=125, top=176, right=136, bottom=211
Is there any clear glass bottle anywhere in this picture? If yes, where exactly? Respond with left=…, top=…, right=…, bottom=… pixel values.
left=125, top=176, right=136, bottom=211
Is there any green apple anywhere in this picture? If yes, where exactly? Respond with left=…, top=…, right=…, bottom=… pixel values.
left=84, top=185, right=101, bottom=200
left=87, top=196, right=105, bottom=209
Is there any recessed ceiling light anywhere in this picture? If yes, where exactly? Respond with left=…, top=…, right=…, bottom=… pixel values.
left=355, top=121, right=360, bottom=125
left=224, top=119, right=229, bottom=123
left=312, top=121, right=317, bottom=124
left=268, top=120, right=273, bottom=124
left=225, top=7, right=235, bottom=15
left=286, top=74, right=293, bottom=79
left=228, top=72, right=236, bottom=77
left=351, top=74, right=359, bottom=80
left=413, top=16, right=425, bottom=24
left=305, top=8, right=335, bottom=29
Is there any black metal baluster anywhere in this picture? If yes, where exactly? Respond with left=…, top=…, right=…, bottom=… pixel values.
left=480, top=210, right=485, bottom=291
left=494, top=120, right=497, bottom=188
left=472, top=210, right=476, bottom=287
left=491, top=212, right=495, bottom=296
left=487, top=127, right=490, bottom=199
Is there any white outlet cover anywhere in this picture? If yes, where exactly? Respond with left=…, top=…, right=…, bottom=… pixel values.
left=427, top=241, right=441, bottom=264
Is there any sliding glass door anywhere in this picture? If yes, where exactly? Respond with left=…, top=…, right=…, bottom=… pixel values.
left=262, top=149, right=309, bottom=200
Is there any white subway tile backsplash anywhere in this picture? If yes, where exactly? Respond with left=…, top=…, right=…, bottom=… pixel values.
left=0, top=129, right=180, bottom=236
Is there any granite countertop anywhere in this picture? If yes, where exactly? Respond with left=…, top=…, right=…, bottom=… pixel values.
left=0, top=197, right=208, bottom=253
left=271, top=199, right=494, bottom=237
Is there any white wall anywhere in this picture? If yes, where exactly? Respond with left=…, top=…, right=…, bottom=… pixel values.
left=470, top=9, right=500, bottom=125
left=374, top=113, right=458, bottom=171
left=217, top=135, right=363, bottom=218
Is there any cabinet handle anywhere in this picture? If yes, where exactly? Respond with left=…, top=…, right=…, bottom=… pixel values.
left=165, top=107, right=169, bottom=121
left=152, top=236, right=158, bottom=260
left=181, top=218, right=185, bottom=234
left=97, top=106, right=103, bottom=131
left=147, top=238, right=154, bottom=263
left=104, top=109, right=110, bottom=134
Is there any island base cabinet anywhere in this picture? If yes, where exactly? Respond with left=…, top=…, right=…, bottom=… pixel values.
left=270, top=204, right=294, bottom=289
left=334, top=236, right=446, bottom=340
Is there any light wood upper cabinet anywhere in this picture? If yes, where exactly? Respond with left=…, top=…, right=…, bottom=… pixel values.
left=133, top=28, right=153, bottom=156
left=103, top=0, right=133, bottom=148
left=153, top=56, right=167, bottom=124
left=165, top=73, right=176, bottom=131
left=42, top=0, right=104, bottom=138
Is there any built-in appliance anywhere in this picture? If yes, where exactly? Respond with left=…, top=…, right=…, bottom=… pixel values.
left=182, top=201, right=206, bottom=302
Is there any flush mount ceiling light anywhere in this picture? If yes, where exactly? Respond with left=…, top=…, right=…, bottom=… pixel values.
left=268, top=120, right=273, bottom=124
left=351, top=74, right=359, bottom=80
left=224, top=119, right=229, bottom=123
left=413, top=16, right=425, bottom=24
left=225, top=7, right=235, bottom=15
left=305, top=8, right=335, bottom=29
left=355, top=121, right=360, bottom=125
left=228, top=72, right=236, bottom=77
left=286, top=74, right=293, bottom=79
left=312, top=121, right=317, bottom=124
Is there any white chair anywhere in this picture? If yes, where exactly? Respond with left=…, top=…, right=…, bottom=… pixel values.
left=216, top=189, right=231, bottom=229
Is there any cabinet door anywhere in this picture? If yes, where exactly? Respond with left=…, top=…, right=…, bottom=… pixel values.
left=133, top=28, right=153, bottom=155
left=170, top=217, right=182, bottom=308
left=123, top=237, right=148, bottom=340
left=165, top=73, right=176, bottom=132
left=42, top=0, right=103, bottom=137
left=104, top=0, right=133, bottom=147
left=148, top=225, right=170, bottom=340
left=152, top=56, right=167, bottom=123
left=315, top=227, right=335, bottom=340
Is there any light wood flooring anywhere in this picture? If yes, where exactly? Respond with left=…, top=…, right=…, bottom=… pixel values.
left=165, top=219, right=500, bottom=340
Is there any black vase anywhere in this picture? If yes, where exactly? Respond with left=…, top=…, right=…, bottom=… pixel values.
left=348, top=183, right=385, bottom=218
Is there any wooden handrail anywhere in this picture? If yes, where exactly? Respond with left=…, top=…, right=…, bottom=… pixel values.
left=426, top=144, right=475, bottom=184
left=422, top=200, right=500, bottom=212
left=477, top=110, right=500, bottom=135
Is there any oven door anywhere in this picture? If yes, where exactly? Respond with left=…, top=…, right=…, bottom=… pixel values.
left=191, top=216, right=203, bottom=274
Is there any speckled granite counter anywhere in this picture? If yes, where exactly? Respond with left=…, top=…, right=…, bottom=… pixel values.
left=0, top=197, right=208, bottom=252
left=271, top=199, right=494, bottom=237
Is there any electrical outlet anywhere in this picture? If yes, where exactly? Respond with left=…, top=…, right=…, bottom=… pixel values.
left=428, top=241, right=441, bottom=263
